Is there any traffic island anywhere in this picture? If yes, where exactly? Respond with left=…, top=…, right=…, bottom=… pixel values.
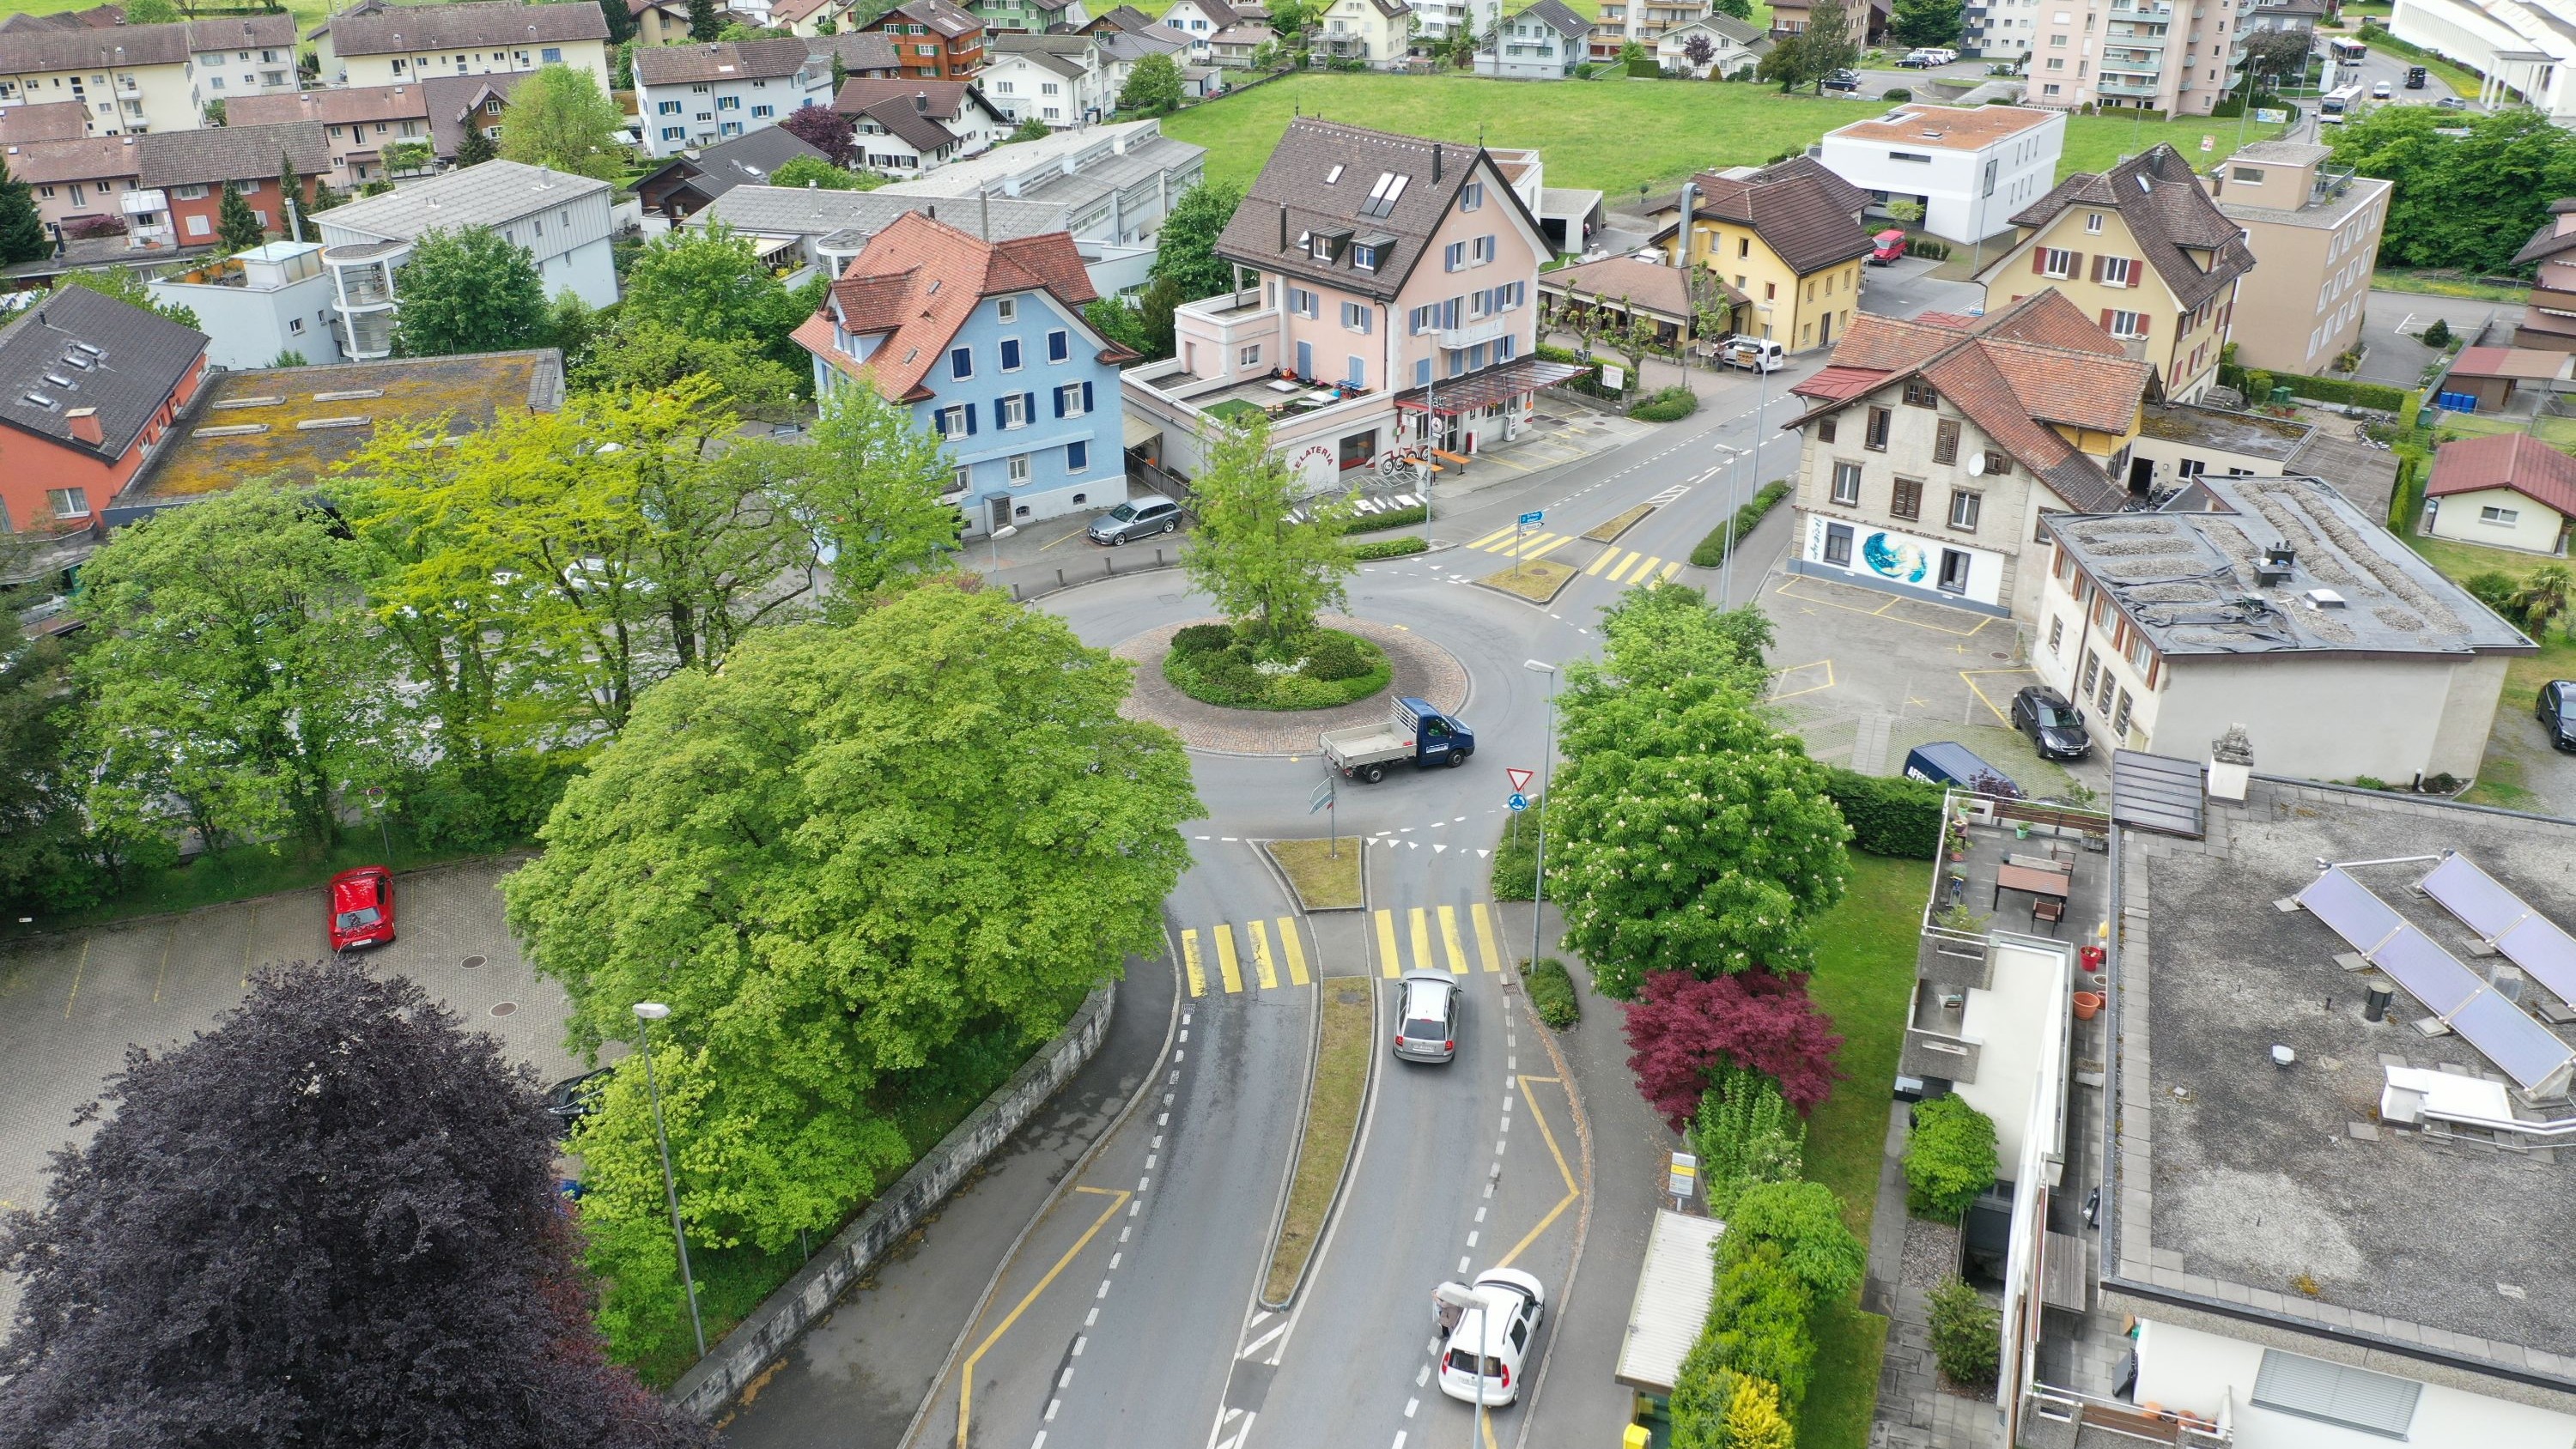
left=1582, top=503, right=1656, bottom=544
left=1477, top=558, right=1576, bottom=604
left=1160, top=623, right=1391, bottom=712
left=1263, top=838, right=1364, bottom=911
left=1261, top=979, right=1373, bottom=1307
left=1111, top=615, right=1469, bottom=755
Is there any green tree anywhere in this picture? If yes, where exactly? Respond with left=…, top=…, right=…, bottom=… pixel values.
left=1890, top=0, right=1963, bottom=46
left=0, top=156, right=46, bottom=265
left=1928, top=1276, right=2003, bottom=1387
left=601, top=0, right=640, bottom=42
left=618, top=223, right=811, bottom=375
left=0, top=634, right=108, bottom=916
left=1181, top=411, right=1359, bottom=645
left=543, top=288, right=605, bottom=376
left=768, top=154, right=868, bottom=190
left=1722, top=1179, right=1866, bottom=1297
left=1005, top=115, right=1053, bottom=142
left=214, top=180, right=265, bottom=252
left=390, top=226, right=547, bottom=356
left=121, top=0, right=179, bottom=20
left=453, top=118, right=501, bottom=169
left=497, top=64, right=629, bottom=181
left=1756, top=28, right=1810, bottom=89
left=1714, top=0, right=1753, bottom=20
left=2508, top=561, right=2575, bottom=640
left=1084, top=294, right=1151, bottom=356
left=201, top=98, right=226, bottom=127
left=1692, top=1067, right=1807, bottom=1216
left=578, top=318, right=801, bottom=417
left=689, top=0, right=724, bottom=39
left=276, top=149, right=306, bottom=238
left=2331, top=106, right=2576, bottom=273
left=270, top=348, right=310, bottom=367
left=381, top=139, right=434, bottom=176
left=1722, top=1375, right=1795, bottom=1449
left=76, top=482, right=398, bottom=852
left=1149, top=179, right=1246, bottom=302
left=1905, top=1094, right=1999, bottom=1218
left=745, top=380, right=959, bottom=603
left=503, top=585, right=1199, bottom=1355
left=1803, top=0, right=1858, bottom=84
left=51, top=267, right=198, bottom=330
left=1619, top=37, right=1652, bottom=75
left=1119, top=52, right=1187, bottom=116
left=2239, top=26, right=2309, bottom=89
left=1136, top=273, right=1182, bottom=358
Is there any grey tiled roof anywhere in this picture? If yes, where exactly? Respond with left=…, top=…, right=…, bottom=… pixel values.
left=322, top=1, right=609, bottom=57
left=0, top=284, right=205, bottom=462
left=695, top=183, right=1067, bottom=241
left=1515, top=0, right=1589, bottom=39
left=135, top=121, right=329, bottom=190
left=641, top=124, right=828, bottom=203
left=1217, top=117, right=1546, bottom=302
left=420, top=71, right=532, bottom=157
left=316, top=158, right=609, bottom=241
left=634, top=37, right=821, bottom=84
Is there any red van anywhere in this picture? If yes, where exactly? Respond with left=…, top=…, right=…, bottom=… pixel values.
left=1869, top=229, right=1909, bottom=265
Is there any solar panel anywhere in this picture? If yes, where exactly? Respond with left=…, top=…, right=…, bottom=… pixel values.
left=2295, top=868, right=2406, bottom=954
left=2421, top=853, right=2576, bottom=1008
left=2446, top=991, right=2576, bottom=1093
left=2369, top=925, right=2482, bottom=1018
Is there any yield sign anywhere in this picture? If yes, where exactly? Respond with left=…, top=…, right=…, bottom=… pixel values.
left=1506, top=767, right=1534, bottom=793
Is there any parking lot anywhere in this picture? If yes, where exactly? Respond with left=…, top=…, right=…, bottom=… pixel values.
left=0, top=858, right=580, bottom=1259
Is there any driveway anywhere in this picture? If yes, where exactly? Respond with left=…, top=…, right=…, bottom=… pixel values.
left=1859, top=254, right=1990, bottom=324
left=2354, top=289, right=2512, bottom=388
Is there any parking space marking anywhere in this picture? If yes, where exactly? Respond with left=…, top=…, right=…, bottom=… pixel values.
left=1773, top=575, right=1995, bottom=637
left=1492, top=1076, right=1579, bottom=1272
left=1960, top=667, right=2038, bottom=727
left=1767, top=658, right=1837, bottom=701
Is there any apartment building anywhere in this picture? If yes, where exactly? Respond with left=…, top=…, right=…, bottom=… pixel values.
left=311, top=1, right=615, bottom=93
left=964, top=0, right=1092, bottom=33
left=0, top=285, right=207, bottom=534
left=1815, top=102, right=2063, bottom=246
left=1309, top=0, right=1413, bottom=66
left=1643, top=155, right=1874, bottom=353
left=1124, top=118, right=1575, bottom=491
left=146, top=239, right=346, bottom=368
left=227, top=86, right=440, bottom=189
left=794, top=212, right=1135, bottom=537
left=1783, top=290, right=2152, bottom=619
left=2513, top=197, right=2576, bottom=351
left=979, top=33, right=1112, bottom=126
left=634, top=39, right=836, bottom=158
left=833, top=77, right=1012, bottom=171
left=1161, top=0, right=1255, bottom=59
left=877, top=116, right=1203, bottom=245
left=314, top=161, right=617, bottom=360
left=135, top=121, right=329, bottom=248
left=1588, top=0, right=1709, bottom=63
left=859, top=0, right=988, bottom=80
left=1768, top=0, right=1889, bottom=40
left=1, top=135, right=139, bottom=238
left=1974, top=143, right=2253, bottom=402
left=0, top=15, right=297, bottom=136
left=2202, top=139, right=2390, bottom=376
left=2018, top=0, right=2252, bottom=113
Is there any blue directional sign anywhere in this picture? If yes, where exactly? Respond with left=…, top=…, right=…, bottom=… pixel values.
left=1507, top=792, right=1530, bottom=812
left=1518, top=510, right=1545, bottom=529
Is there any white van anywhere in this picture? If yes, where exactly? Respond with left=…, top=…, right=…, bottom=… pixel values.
left=1718, top=334, right=1787, bottom=373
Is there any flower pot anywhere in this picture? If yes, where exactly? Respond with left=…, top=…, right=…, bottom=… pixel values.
left=2072, top=991, right=2104, bottom=1022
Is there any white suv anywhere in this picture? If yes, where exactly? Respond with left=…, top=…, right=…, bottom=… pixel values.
left=1436, top=1269, right=1546, bottom=1406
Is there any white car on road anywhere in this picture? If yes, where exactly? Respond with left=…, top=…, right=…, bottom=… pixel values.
left=1435, top=1268, right=1546, bottom=1406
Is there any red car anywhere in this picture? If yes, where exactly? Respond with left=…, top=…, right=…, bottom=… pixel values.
left=327, top=866, right=396, bottom=952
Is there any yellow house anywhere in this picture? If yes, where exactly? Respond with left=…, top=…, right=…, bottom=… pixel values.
left=1647, top=157, right=1873, bottom=353
left=1973, top=143, right=2254, bottom=404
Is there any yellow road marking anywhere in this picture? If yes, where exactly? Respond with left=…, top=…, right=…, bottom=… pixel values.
left=1767, top=658, right=1837, bottom=701
left=1521, top=535, right=1572, bottom=562
left=1182, top=928, right=1206, bottom=998
left=1215, top=923, right=1244, bottom=994
left=1659, top=560, right=1683, bottom=581
left=1438, top=905, right=1467, bottom=974
left=1493, top=1076, right=1580, bottom=1272
left=1408, top=906, right=1431, bottom=977
left=1498, top=531, right=1557, bottom=559
left=1626, top=555, right=1665, bottom=582
left=1278, top=918, right=1310, bottom=986
left=957, top=1187, right=1132, bottom=1449
left=62, top=936, right=89, bottom=1019
left=1375, top=908, right=1400, bottom=979
left=1960, top=668, right=2037, bottom=726
left=1472, top=903, right=1504, bottom=973
left=1606, top=550, right=1640, bottom=583
left=1467, top=524, right=1517, bottom=549
left=1583, top=547, right=1619, bottom=577
left=1249, top=918, right=1279, bottom=991
left=1775, top=575, right=1993, bottom=636
left=1036, top=524, right=1091, bottom=553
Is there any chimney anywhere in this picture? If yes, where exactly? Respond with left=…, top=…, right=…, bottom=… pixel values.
left=915, top=90, right=930, bottom=112
left=1432, top=142, right=1441, bottom=184
left=65, top=407, right=100, bottom=446
left=2207, top=723, right=2252, bottom=803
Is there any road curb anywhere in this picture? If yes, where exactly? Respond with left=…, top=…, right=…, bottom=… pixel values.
left=1505, top=915, right=1598, bottom=1449
left=1246, top=835, right=1369, bottom=914
left=891, top=938, right=1184, bottom=1449
left=1254, top=901, right=1383, bottom=1312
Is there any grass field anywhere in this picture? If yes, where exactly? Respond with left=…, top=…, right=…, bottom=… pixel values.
left=1163, top=74, right=2288, bottom=202
left=1266, top=836, right=1364, bottom=909
left=2403, top=534, right=2576, bottom=807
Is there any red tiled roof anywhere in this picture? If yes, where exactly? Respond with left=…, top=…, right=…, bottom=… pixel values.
left=808, top=209, right=1101, bottom=403
left=2450, top=345, right=2569, bottom=381
left=1792, top=365, right=1887, bottom=403
left=2427, top=433, right=2576, bottom=518
left=1911, top=310, right=1979, bottom=330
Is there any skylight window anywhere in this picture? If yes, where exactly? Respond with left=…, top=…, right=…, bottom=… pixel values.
left=1324, top=164, right=1344, bottom=184
left=1358, top=172, right=1408, bottom=219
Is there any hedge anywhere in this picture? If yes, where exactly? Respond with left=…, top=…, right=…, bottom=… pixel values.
left=1630, top=385, right=1701, bottom=422
left=1928, top=1276, right=2002, bottom=1388
left=1692, top=1067, right=1806, bottom=1218
left=1822, top=767, right=1945, bottom=858
left=1904, top=1095, right=2000, bottom=1221
left=1527, top=957, right=1580, bottom=1029
left=2269, top=372, right=2409, bottom=411
left=1348, top=504, right=1426, bottom=534
left=1689, top=480, right=1792, bottom=567
left=1353, top=536, right=1427, bottom=560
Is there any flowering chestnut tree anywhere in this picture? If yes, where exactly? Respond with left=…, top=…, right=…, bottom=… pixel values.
left=1624, top=967, right=1845, bottom=1127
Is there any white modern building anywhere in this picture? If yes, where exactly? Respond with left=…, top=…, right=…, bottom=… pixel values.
left=145, top=240, right=345, bottom=368
left=834, top=77, right=1013, bottom=173
left=1815, top=103, right=2063, bottom=244
left=877, top=117, right=1206, bottom=247
left=313, top=160, right=617, bottom=360
left=633, top=38, right=835, bottom=158
left=979, top=33, right=1114, bottom=127
left=2391, top=0, right=2576, bottom=124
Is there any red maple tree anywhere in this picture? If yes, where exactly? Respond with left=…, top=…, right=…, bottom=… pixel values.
left=1623, top=967, right=1845, bottom=1130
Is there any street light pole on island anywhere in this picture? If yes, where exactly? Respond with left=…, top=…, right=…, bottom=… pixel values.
left=1523, top=659, right=1558, bottom=979
left=633, top=1001, right=706, bottom=1360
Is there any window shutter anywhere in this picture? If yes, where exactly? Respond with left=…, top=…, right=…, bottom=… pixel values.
left=2089, top=254, right=2104, bottom=283
left=2137, top=312, right=2152, bottom=336
left=1082, top=380, right=1095, bottom=413
left=1024, top=391, right=1037, bottom=423
left=2064, top=250, right=2082, bottom=276
left=964, top=402, right=978, bottom=435
left=2100, top=308, right=2116, bottom=331
left=1053, top=385, right=1065, bottom=419
left=2030, top=248, right=2047, bottom=276
left=2128, top=258, right=2143, bottom=288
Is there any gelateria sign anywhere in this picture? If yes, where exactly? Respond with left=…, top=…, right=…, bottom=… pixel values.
left=1801, top=512, right=2002, bottom=607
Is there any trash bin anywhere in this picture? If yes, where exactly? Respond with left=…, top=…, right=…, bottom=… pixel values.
left=2268, top=385, right=2293, bottom=406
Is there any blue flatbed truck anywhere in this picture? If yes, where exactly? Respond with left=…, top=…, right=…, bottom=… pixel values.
left=1319, top=698, right=1475, bottom=782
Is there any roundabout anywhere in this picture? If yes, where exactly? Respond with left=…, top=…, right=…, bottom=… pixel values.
left=1113, top=612, right=1472, bottom=755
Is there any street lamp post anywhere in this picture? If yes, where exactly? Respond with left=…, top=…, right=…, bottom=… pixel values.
left=1731, top=300, right=1776, bottom=609
left=988, top=521, right=1018, bottom=572
left=1523, top=660, right=1558, bottom=979
left=632, top=1002, right=706, bottom=1360
left=1709, top=440, right=1747, bottom=601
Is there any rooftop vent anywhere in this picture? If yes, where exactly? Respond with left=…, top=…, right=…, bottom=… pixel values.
left=295, top=416, right=372, bottom=431
left=41, top=373, right=75, bottom=390
left=21, top=391, right=56, bottom=409
left=2304, top=588, right=2348, bottom=609
left=311, top=388, right=385, bottom=403
left=2255, top=541, right=2294, bottom=587
left=212, top=396, right=283, bottom=410
left=69, top=341, right=100, bottom=357
left=2270, top=1044, right=2296, bottom=1069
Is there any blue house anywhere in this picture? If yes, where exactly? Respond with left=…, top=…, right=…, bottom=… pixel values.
left=795, top=210, right=1136, bottom=538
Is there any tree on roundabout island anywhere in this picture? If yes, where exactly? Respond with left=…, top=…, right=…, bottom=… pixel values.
left=1165, top=412, right=1389, bottom=710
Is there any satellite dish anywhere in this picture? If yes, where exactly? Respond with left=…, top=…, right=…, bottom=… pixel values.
left=1967, top=452, right=1987, bottom=476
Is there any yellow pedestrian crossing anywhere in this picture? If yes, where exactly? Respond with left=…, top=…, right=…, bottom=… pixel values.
left=1371, top=904, right=1509, bottom=978
left=1376, top=907, right=1402, bottom=979
left=1279, top=925, right=1310, bottom=986
left=1247, top=918, right=1279, bottom=991
left=1583, top=547, right=1680, bottom=584
left=1213, top=923, right=1244, bottom=995
left=1182, top=906, right=1509, bottom=996
left=1182, top=928, right=1207, bottom=997
left=1438, top=905, right=1467, bottom=974
left=1409, top=908, right=1432, bottom=979
left=1473, top=903, right=1505, bottom=974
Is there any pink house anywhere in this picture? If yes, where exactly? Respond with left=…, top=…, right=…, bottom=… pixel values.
left=1121, top=118, right=1577, bottom=492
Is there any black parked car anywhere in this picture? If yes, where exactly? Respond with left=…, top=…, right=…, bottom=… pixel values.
left=1821, top=68, right=1862, bottom=92
left=544, top=1066, right=615, bottom=1126
left=2010, top=685, right=2093, bottom=761
left=2539, top=680, right=2576, bottom=752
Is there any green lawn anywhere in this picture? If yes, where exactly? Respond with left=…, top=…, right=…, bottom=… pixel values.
left=2437, top=409, right=2576, bottom=450
left=2373, top=268, right=2531, bottom=305
left=2403, top=534, right=2576, bottom=807
left=1166, top=75, right=2286, bottom=203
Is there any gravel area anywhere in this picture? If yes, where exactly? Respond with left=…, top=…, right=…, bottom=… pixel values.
left=1899, top=1215, right=1963, bottom=1290
left=1113, top=615, right=1468, bottom=755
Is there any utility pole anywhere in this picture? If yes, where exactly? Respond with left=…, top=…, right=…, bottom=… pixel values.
left=631, top=1001, right=705, bottom=1361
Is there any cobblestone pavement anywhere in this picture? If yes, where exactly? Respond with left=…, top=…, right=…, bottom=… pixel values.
left=1109, top=613, right=1469, bottom=755
left=1874, top=1281, right=2008, bottom=1449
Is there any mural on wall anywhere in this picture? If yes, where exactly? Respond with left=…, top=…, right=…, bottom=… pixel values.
left=1862, top=531, right=1928, bottom=584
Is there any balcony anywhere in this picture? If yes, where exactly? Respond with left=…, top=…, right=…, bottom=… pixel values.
left=1436, top=313, right=1516, bottom=350
left=2022, top=1385, right=2233, bottom=1446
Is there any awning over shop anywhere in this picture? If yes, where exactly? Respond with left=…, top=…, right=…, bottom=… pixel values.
left=1394, top=358, right=1586, bottom=417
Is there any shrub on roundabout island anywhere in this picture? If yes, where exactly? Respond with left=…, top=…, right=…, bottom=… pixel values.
left=1162, top=621, right=1393, bottom=710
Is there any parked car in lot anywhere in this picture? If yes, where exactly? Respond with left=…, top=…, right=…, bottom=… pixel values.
left=1903, top=741, right=2024, bottom=797
left=1435, top=1269, right=1546, bottom=1405
left=545, top=1066, right=615, bottom=1126
left=1088, top=494, right=1182, bottom=545
left=1869, top=228, right=1908, bottom=265
left=326, top=866, right=396, bottom=952
left=1716, top=333, right=1787, bottom=373
left=1822, top=68, right=1862, bottom=91
left=2009, top=685, right=2093, bottom=761
left=1392, top=970, right=1460, bottom=1063
left=2538, top=679, right=2576, bottom=751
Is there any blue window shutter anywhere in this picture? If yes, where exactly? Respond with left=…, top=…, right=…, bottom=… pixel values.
left=1053, top=385, right=1065, bottom=419
left=1069, top=439, right=1088, bottom=471
left=1024, top=391, right=1037, bottom=424
left=1082, top=379, right=1094, bottom=413
left=964, top=401, right=978, bottom=434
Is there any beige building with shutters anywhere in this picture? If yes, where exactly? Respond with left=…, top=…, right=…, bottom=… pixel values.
left=1973, top=144, right=2252, bottom=403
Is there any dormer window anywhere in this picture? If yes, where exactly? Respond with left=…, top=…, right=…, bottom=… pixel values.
left=1352, top=243, right=1377, bottom=270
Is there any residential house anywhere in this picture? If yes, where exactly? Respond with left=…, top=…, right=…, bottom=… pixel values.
left=2394, top=0, right=2576, bottom=123
left=1766, top=0, right=1887, bottom=42
left=979, top=33, right=1112, bottom=125
left=772, top=0, right=859, bottom=37
left=1125, top=118, right=1578, bottom=494
left=1781, top=290, right=2153, bottom=619
left=637, top=125, right=829, bottom=228
left=1206, top=21, right=1275, bottom=63
left=1092, top=21, right=1197, bottom=97
left=1589, top=0, right=1708, bottom=63
left=1079, top=4, right=1163, bottom=32
left=629, top=0, right=699, bottom=46
left=422, top=71, right=532, bottom=167
left=1972, top=143, right=2254, bottom=402
left=0, top=100, right=91, bottom=144
left=1161, top=0, right=1250, bottom=58
left=145, top=239, right=345, bottom=367
left=2202, top=139, right=2390, bottom=375
left=227, top=86, right=439, bottom=189
left=2424, top=432, right=2576, bottom=555
left=134, top=121, right=329, bottom=250
left=1537, top=253, right=1721, bottom=352
left=2122, top=397, right=2401, bottom=519
left=965, top=0, right=1091, bottom=34
left=688, top=182, right=1073, bottom=285
left=1479, top=0, right=1587, bottom=78
left=0, top=15, right=297, bottom=136
left=117, top=349, right=565, bottom=521
left=859, top=0, right=988, bottom=80
left=833, top=77, right=1012, bottom=172
left=2018, top=0, right=2257, bottom=113
left=1645, top=155, right=1874, bottom=353
left=634, top=38, right=836, bottom=158
left=1483, top=144, right=1597, bottom=254
left=878, top=116, right=1204, bottom=247
left=2035, top=475, right=2529, bottom=772
left=794, top=210, right=1134, bottom=537
left=309, top=1, right=615, bottom=94
left=1309, top=0, right=1412, bottom=65
left=313, top=160, right=617, bottom=360
left=1, top=135, right=141, bottom=239
left=1815, top=102, right=2063, bottom=246
left=1651, top=13, right=1769, bottom=76
left=0, top=284, right=206, bottom=534
left=2512, top=197, right=2576, bottom=351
